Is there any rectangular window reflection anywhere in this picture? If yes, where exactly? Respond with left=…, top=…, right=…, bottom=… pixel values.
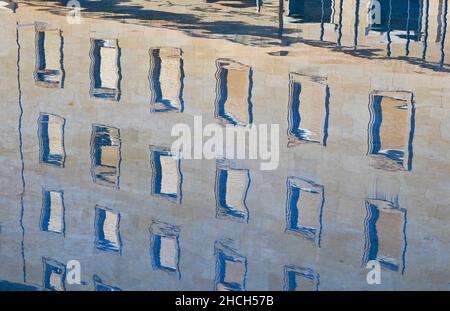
left=215, top=162, right=250, bottom=223
left=35, top=26, right=64, bottom=88
left=284, top=265, right=319, bottom=291
left=150, top=220, right=180, bottom=277
left=149, top=48, right=184, bottom=112
left=95, top=206, right=122, bottom=253
left=285, top=177, right=324, bottom=246
left=285, top=0, right=333, bottom=23
left=368, top=91, right=415, bottom=171
left=90, top=39, right=121, bottom=101
left=42, top=258, right=66, bottom=291
left=288, top=73, right=330, bottom=147
left=215, top=59, right=253, bottom=126
left=40, top=189, right=65, bottom=235
left=38, top=113, right=66, bottom=167
left=214, top=239, right=247, bottom=291
left=150, top=146, right=182, bottom=203
left=363, top=198, right=407, bottom=273
left=91, top=124, right=121, bottom=188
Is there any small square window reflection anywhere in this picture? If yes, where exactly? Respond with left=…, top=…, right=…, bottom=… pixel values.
left=42, top=258, right=66, bottom=291
left=283, top=265, right=320, bottom=291
left=93, top=275, right=121, bottom=291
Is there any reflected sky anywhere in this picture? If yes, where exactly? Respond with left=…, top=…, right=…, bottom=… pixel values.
left=0, top=0, right=450, bottom=291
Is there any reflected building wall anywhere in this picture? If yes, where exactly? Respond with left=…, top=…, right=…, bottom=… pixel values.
left=0, top=1, right=449, bottom=291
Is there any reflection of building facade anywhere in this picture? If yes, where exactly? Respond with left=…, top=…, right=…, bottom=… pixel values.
left=0, top=1, right=449, bottom=291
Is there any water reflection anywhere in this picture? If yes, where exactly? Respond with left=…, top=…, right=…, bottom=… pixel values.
left=0, top=0, right=449, bottom=291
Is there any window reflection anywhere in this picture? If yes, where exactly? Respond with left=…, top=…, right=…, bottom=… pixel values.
left=42, top=257, right=66, bottom=291
left=38, top=113, right=66, bottom=167
left=214, top=239, right=247, bottom=291
left=95, top=205, right=122, bottom=253
left=150, top=146, right=182, bottom=203
left=288, top=73, right=330, bottom=147
left=149, top=48, right=184, bottom=112
left=150, top=220, right=181, bottom=278
left=40, top=189, right=65, bottom=235
left=93, top=275, right=121, bottom=291
left=368, top=91, right=415, bottom=171
left=285, top=177, right=324, bottom=246
left=91, top=124, right=121, bottom=188
left=215, top=162, right=250, bottom=223
left=215, top=59, right=253, bottom=126
left=90, top=39, right=121, bottom=101
left=363, top=198, right=407, bottom=273
left=34, top=26, right=64, bottom=88
left=283, top=265, right=320, bottom=291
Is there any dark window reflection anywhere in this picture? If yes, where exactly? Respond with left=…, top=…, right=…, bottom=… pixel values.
left=214, top=239, right=247, bottom=291
left=38, top=113, right=66, bottom=167
left=90, top=39, right=121, bottom=101
left=149, top=48, right=184, bottom=112
left=34, top=27, right=64, bottom=88
left=286, top=0, right=334, bottom=23
left=40, top=189, right=65, bottom=235
left=363, top=198, right=407, bottom=273
left=215, top=59, right=253, bottom=126
left=91, top=124, right=121, bottom=188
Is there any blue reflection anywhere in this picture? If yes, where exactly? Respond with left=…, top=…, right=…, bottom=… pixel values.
left=286, top=0, right=333, bottom=24
left=42, top=258, right=66, bottom=291
left=40, top=189, right=65, bottom=235
left=90, top=39, right=122, bottom=101
left=149, top=220, right=181, bottom=278
left=363, top=198, right=407, bottom=274
left=149, top=48, right=185, bottom=113
left=38, top=113, right=66, bottom=167
left=34, top=28, right=64, bottom=88
left=215, top=163, right=250, bottom=223
left=214, top=239, right=247, bottom=291
left=284, top=265, right=320, bottom=291
left=93, top=275, right=121, bottom=291
left=95, top=206, right=122, bottom=254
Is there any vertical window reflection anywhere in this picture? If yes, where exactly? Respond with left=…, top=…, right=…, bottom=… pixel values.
left=38, top=113, right=66, bottom=167
left=40, top=189, right=65, bottom=235
left=367, top=91, right=415, bottom=171
left=34, top=26, right=64, bottom=88
left=42, top=258, right=66, bottom=291
left=215, top=162, right=250, bottom=223
left=91, top=124, right=121, bottom=188
left=90, top=39, right=121, bottom=101
left=215, top=59, right=253, bottom=126
left=288, top=73, right=330, bottom=147
left=285, top=177, right=324, bottom=246
left=150, top=146, right=182, bottom=203
left=283, top=265, right=320, bottom=291
left=95, top=206, right=122, bottom=253
left=149, top=220, right=181, bottom=278
left=363, top=198, right=407, bottom=273
left=149, top=48, right=184, bottom=112
left=214, top=239, right=247, bottom=291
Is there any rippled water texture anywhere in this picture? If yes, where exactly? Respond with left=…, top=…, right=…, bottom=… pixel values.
left=0, top=0, right=449, bottom=291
